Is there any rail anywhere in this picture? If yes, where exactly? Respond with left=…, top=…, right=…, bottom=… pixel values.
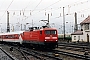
left=0, top=47, right=16, bottom=60
left=53, top=50, right=90, bottom=60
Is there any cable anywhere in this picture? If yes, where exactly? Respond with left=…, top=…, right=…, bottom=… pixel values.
left=64, top=0, right=88, bottom=7
left=50, top=0, right=89, bottom=19
left=26, top=0, right=87, bottom=18
left=24, top=0, right=31, bottom=9
left=0, top=0, right=14, bottom=20
left=23, top=0, right=37, bottom=10
left=0, top=0, right=5, bottom=10
left=32, top=0, right=42, bottom=12
left=26, top=0, right=61, bottom=18
left=0, top=0, right=88, bottom=21
left=41, top=0, right=61, bottom=11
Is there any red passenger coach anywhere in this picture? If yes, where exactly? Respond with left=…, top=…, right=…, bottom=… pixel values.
left=0, top=31, right=24, bottom=44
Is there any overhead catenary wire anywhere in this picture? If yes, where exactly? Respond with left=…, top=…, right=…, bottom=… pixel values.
left=0, top=0, right=88, bottom=13
left=64, top=0, right=88, bottom=8
left=15, top=0, right=89, bottom=21
left=23, top=0, right=31, bottom=9
left=51, top=0, right=89, bottom=19
left=0, top=0, right=89, bottom=33
left=41, top=0, right=61, bottom=11
left=9, top=0, right=62, bottom=21
left=28, top=0, right=87, bottom=15
left=0, top=0, right=5, bottom=10
left=24, top=0, right=37, bottom=10
left=23, top=0, right=62, bottom=18
left=24, top=0, right=88, bottom=19
left=32, top=0, right=42, bottom=12
left=0, top=0, right=14, bottom=20
left=0, top=0, right=88, bottom=21
left=25, top=0, right=87, bottom=14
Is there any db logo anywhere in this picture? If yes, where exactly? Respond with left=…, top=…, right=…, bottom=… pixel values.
left=50, top=35, right=52, bottom=39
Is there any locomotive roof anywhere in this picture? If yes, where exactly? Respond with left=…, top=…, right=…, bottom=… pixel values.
left=39, top=28, right=57, bottom=30
left=0, top=31, right=24, bottom=35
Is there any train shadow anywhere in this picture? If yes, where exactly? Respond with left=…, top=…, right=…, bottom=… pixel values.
left=22, top=43, right=54, bottom=52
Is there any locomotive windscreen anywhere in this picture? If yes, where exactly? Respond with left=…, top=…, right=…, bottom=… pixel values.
left=45, top=30, right=56, bottom=34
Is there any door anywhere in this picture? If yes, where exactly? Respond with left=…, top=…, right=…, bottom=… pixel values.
left=87, top=34, right=89, bottom=43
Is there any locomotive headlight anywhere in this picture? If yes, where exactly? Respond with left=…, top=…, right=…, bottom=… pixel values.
left=45, top=40, right=47, bottom=41
left=56, top=40, right=57, bottom=41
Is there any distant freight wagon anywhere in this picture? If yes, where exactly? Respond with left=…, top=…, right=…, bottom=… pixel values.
left=58, top=34, right=71, bottom=42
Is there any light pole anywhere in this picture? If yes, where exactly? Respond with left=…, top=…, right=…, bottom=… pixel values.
left=66, top=22, right=68, bottom=34
left=10, top=24, right=14, bottom=32
left=40, top=14, right=50, bottom=28
left=72, top=26, right=73, bottom=33
left=25, top=23, right=30, bottom=30
left=16, top=22, right=21, bottom=31
left=63, top=7, right=65, bottom=40
left=7, top=11, right=10, bottom=32
left=0, top=23, right=2, bottom=33
left=59, top=25, right=63, bottom=34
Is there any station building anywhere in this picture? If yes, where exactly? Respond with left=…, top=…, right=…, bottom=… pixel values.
left=71, top=16, right=90, bottom=42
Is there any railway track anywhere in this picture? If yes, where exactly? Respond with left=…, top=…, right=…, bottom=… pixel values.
left=0, top=43, right=62, bottom=60
left=0, top=47, right=16, bottom=60
left=14, top=46, right=62, bottom=60
left=1, top=42, right=90, bottom=60
left=57, top=42, right=90, bottom=59
left=58, top=42, right=90, bottom=52
left=53, top=49, right=90, bottom=60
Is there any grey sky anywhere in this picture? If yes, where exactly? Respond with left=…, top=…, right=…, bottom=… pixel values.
left=0, top=0, right=89, bottom=33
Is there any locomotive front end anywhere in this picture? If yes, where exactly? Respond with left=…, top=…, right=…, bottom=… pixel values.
left=44, top=29, right=58, bottom=48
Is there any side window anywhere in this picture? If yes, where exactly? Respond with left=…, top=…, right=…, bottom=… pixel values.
left=22, top=32, right=24, bottom=35
left=0, top=36, right=1, bottom=38
left=51, top=30, right=56, bottom=34
left=45, top=31, right=50, bottom=34
left=74, top=36, right=76, bottom=40
left=3, top=35, right=5, bottom=38
left=8, top=35, right=13, bottom=38
left=15, top=34, right=19, bottom=38
left=78, top=36, right=80, bottom=40
left=6, top=35, right=8, bottom=38
left=84, top=24, right=89, bottom=30
left=40, top=31, right=42, bottom=35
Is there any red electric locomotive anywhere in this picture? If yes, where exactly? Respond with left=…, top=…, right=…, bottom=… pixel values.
left=22, top=26, right=58, bottom=48
left=0, top=26, right=58, bottom=49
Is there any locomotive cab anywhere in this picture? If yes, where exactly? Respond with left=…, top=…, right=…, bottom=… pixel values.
left=43, top=28, right=58, bottom=48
